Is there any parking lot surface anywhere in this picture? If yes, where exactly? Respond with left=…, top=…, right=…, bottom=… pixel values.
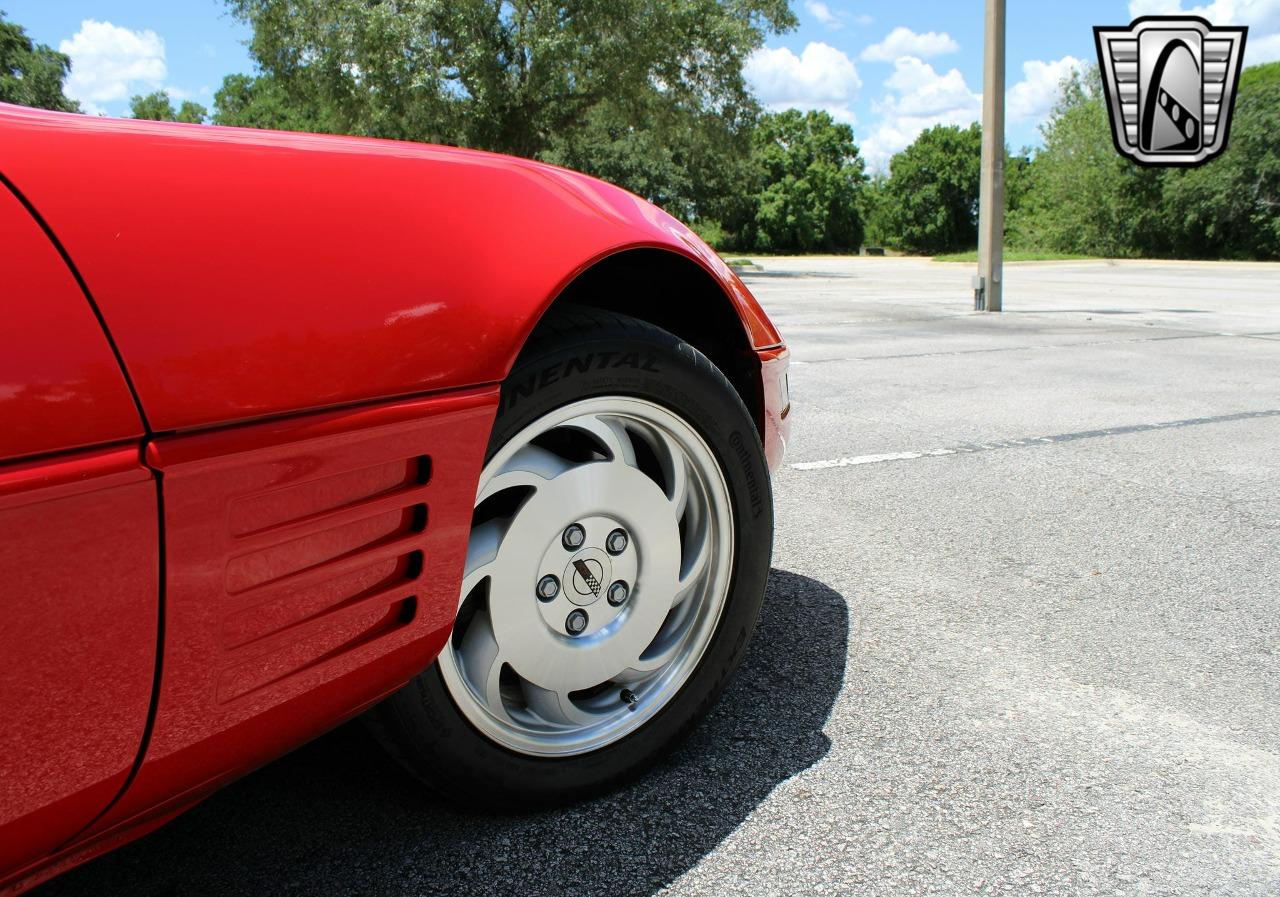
left=42, top=257, right=1280, bottom=896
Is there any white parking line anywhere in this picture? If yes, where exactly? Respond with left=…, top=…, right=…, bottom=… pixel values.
left=790, top=409, right=1280, bottom=471
left=792, top=449, right=956, bottom=470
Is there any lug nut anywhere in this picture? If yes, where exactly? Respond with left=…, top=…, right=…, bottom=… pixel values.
left=607, top=581, right=630, bottom=607
left=562, top=523, right=586, bottom=550
left=536, top=575, right=560, bottom=601
left=606, top=528, right=628, bottom=555
left=565, top=609, right=589, bottom=635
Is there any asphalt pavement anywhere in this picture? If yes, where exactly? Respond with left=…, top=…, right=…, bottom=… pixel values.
left=41, top=257, right=1280, bottom=896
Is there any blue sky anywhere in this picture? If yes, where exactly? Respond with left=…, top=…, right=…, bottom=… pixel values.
left=5, top=1, right=251, bottom=116
left=7, top=0, right=1279, bottom=170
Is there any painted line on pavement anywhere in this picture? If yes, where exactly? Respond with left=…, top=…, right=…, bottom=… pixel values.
left=791, top=409, right=1280, bottom=471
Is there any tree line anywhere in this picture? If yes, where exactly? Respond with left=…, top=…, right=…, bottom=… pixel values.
left=2, top=5, right=1276, bottom=260
left=862, top=62, right=1279, bottom=261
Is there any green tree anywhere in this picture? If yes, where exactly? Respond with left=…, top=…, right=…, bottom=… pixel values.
left=214, top=72, right=319, bottom=131
left=859, top=173, right=891, bottom=248
left=0, top=10, right=80, bottom=112
left=1005, top=149, right=1033, bottom=215
left=539, top=94, right=751, bottom=224
left=215, top=0, right=793, bottom=217
left=129, top=89, right=208, bottom=123
left=1010, top=68, right=1165, bottom=257
left=877, top=123, right=982, bottom=254
left=744, top=108, right=865, bottom=252
left=1161, top=61, right=1280, bottom=260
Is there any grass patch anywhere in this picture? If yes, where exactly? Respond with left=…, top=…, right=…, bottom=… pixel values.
left=725, top=258, right=756, bottom=267
left=932, top=249, right=1100, bottom=263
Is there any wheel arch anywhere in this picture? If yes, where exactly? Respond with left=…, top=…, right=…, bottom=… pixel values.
left=531, top=248, right=766, bottom=439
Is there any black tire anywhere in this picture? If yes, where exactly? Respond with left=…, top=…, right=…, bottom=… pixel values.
left=365, top=306, right=773, bottom=807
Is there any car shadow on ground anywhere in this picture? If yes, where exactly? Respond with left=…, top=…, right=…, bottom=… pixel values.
left=40, top=568, right=848, bottom=897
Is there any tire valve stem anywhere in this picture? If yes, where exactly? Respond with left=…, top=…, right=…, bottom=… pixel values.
left=620, top=688, right=639, bottom=711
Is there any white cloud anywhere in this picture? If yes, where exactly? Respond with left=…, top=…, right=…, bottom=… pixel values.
left=805, top=1, right=841, bottom=28
left=860, top=56, right=981, bottom=171
left=1250, top=30, right=1280, bottom=59
left=1128, top=0, right=1280, bottom=62
left=745, top=42, right=863, bottom=123
left=1129, top=0, right=1277, bottom=18
left=860, top=26, right=960, bottom=62
left=1007, top=55, right=1087, bottom=121
left=881, top=56, right=980, bottom=117
left=803, top=2, right=872, bottom=30
left=59, top=20, right=166, bottom=111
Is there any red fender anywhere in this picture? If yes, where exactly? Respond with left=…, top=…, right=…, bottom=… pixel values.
left=0, top=104, right=781, bottom=433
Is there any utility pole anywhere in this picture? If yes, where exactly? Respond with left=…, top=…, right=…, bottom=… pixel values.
left=976, top=0, right=1006, bottom=312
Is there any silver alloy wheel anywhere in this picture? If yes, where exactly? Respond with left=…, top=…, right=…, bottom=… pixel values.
left=439, top=396, right=735, bottom=757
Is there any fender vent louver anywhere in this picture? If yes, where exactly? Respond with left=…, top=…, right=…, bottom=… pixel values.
left=213, top=456, right=430, bottom=703
left=139, top=390, right=497, bottom=786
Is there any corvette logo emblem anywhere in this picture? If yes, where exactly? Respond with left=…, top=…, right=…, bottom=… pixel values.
left=572, top=559, right=603, bottom=597
left=1094, top=16, right=1247, bottom=167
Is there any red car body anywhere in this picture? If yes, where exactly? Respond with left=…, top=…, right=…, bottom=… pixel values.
left=0, top=103, right=789, bottom=893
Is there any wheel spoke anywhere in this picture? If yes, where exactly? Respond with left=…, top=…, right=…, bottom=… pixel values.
left=457, top=604, right=510, bottom=722
left=521, top=681, right=597, bottom=728
left=481, top=654, right=507, bottom=717
left=458, top=520, right=503, bottom=597
left=618, top=637, right=684, bottom=679
left=477, top=444, right=573, bottom=504
left=677, top=529, right=711, bottom=597
left=662, top=444, right=691, bottom=518
left=626, top=422, right=691, bottom=517
left=565, top=414, right=637, bottom=467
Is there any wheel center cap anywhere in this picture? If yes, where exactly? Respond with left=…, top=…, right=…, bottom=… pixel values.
left=563, top=548, right=611, bottom=607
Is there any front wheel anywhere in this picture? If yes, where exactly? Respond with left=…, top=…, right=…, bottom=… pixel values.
left=368, top=307, right=773, bottom=806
